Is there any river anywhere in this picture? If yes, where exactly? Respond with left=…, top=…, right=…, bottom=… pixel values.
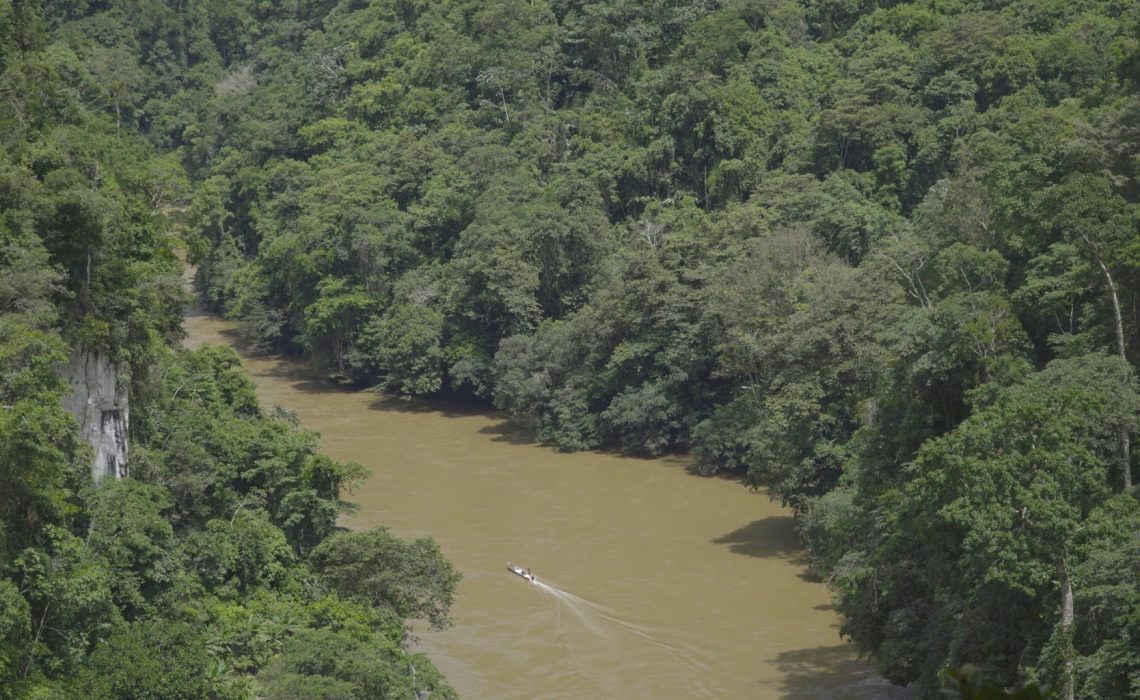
left=184, top=309, right=908, bottom=699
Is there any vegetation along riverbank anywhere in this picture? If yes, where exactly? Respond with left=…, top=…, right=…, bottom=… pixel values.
left=1, top=0, right=1138, bottom=698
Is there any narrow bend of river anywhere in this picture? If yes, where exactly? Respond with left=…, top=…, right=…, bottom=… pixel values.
left=184, top=309, right=908, bottom=700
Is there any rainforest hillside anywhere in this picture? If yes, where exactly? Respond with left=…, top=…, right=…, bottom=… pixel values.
left=2, top=0, right=1139, bottom=697
left=0, top=2, right=459, bottom=698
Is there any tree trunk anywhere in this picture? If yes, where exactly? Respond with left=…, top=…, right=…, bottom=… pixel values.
left=499, top=88, right=510, bottom=127
left=1094, top=256, right=1132, bottom=490
left=1122, top=427, right=1132, bottom=492
left=22, top=602, right=50, bottom=678
left=703, top=164, right=709, bottom=212
left=1059, top=558, right=1075, bottom=700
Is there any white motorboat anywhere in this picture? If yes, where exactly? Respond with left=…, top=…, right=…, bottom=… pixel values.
left=507, top=562, right=536, bottom=583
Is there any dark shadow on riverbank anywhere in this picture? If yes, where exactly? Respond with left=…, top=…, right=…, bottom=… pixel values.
left=184, top=308, right=253, bottom=349
left=184, top=308, right=344, bottom=395
left=713, top=516, right=801, bottom=558
left=260, top=361, right=351, bottom=395
left=187, top=309, right=768, bottom=480
left=477, top=420, right=550, bottom=446
left=713, top=517, right=819, bottom=580
left=769, top=644, right=912, bottom=700
left=366, top=393, right=487, bottom=420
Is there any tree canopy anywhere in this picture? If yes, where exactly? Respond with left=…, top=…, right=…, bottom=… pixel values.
left=0, top=5, right=459, bottom=697
left=2, top=0, right=1138, bottom=697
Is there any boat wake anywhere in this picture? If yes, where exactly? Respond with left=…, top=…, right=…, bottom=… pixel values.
left=531, top=580, right=709, bottom=673
left=535, top=581, right=607, bottom=636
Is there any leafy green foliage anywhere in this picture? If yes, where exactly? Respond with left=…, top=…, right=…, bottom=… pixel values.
left=0, top=12, right=457, bottom=694
left=85, top=480, right=177, bottom=616
left=835, top=355, right=1139, bottom=692
left=257, top=628, right=457, bottom=700
left=131, top=344, right=367, bottom=554
left=142, top=1, right=1138, bottom=690
left=0, top=579, right=31, bottom=698
left=72, top=621, right=227, bottom=700
left=4, top=0, right=1140, bottom=697
left=310, top=527, right=462, bottom=630
left=1, top=342, right=458, bottom=698
left=13, top=526, right=119, bottom=680
left=943, top=665, right=1047, bottom=700
left=356, top=303, right=447, bottom=394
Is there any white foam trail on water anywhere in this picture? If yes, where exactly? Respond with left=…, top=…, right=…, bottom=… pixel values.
left=532, top=579, right=709, bottom=673
left=535, top=581, right=607, bottom=636
left=594, top=609, right=711, bottom=672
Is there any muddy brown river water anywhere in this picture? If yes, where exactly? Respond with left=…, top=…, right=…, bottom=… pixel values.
left=184, top=309, right=908, bottom=699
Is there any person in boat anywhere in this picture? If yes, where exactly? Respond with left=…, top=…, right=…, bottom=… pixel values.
left=524, top=568, right=533, bottom=580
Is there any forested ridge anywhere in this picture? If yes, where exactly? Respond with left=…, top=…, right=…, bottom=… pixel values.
left=1, top=0, right=1139, bottom=697
left=0, top=2, right=460, bottom=698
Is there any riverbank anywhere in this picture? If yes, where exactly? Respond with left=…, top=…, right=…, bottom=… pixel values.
left=184, top=308, right=908, bottom=700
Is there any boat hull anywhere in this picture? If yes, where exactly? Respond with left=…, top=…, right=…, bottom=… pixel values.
left=507, top=562, right=536, bottom=583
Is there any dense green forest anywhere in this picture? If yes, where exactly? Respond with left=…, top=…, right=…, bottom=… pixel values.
left=0, top=2, right=460, bottom=697
left=2, top=0, right=1139, bottom=697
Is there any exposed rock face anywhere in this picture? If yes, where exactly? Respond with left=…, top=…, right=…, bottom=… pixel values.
left=59, top=346, right=128, bottom=482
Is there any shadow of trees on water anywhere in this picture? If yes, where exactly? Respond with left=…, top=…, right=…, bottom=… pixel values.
left=367, top=393, right=485, bottom=420
left=255, top=357, right=346, bottom=395
left=189, top=313, right=746, bottom=470
left=714, top=514, right=811, bottom=555
left=476, top=420, right=546, bottom=446
left=770, top=644, right=913, bottom=700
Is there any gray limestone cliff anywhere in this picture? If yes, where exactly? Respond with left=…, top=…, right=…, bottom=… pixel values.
left=59, top=346, right=128, bottom=482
